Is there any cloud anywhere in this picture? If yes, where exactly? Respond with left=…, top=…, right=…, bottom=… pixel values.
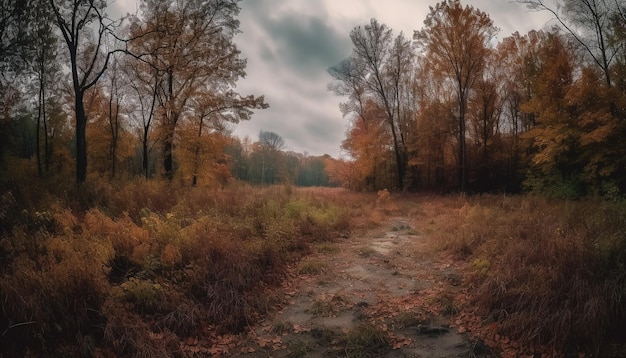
left=110, top=0, right=559, bottom=158
left=260, top=15, right=352, bottom=78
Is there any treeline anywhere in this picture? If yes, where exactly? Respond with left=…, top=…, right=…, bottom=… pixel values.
left=226, top=131, right=332, bottom=187
left=328, top=0, right=626, bottom=198
left=0, top=0, right=331, bottom=188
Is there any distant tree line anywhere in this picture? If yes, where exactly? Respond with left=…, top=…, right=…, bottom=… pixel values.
left=226, top=131, right=332, bottom=187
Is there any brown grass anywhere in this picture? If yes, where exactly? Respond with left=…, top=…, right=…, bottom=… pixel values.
left=417, top=194, right=626, bottom=356
left=0, top=180, right=374, bottom=356
left=5, top=177, right=623, bottom=356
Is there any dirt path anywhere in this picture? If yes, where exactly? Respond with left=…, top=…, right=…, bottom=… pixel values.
left=229, top=217, right=494, bottom=357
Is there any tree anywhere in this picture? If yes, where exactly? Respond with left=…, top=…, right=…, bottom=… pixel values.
left=105, top=57, right=123, bottom=179
left=49, top=0, right=122, bottom=183
left=329, top=19, right=414, bottom=190
left=126, top=50, right=159, bottom=179
left=341, top=100, right=394, bottom=190
left=130, top=0, right=265, bottom=180
left=251, top=130, right=285, bottom=185
left=415, top=0, right=498, bottom=192
left=30, top=2, right=60, bottom=177
left=519, top=0, right=621, bottom=88
left=518, top=1, right=626, bottom=196
left=0, top=0, right=31, bottom=72
left=296, top=155, right=330, bottom=187
left=1, top=0, right=32, bottom=171
left=495, top=30, right=546, bottom=190
left=180, top=93, right=265, bottom=186
left=258, top=130, right=285, bottom=151
left=520, top=32, right=582, bottom=197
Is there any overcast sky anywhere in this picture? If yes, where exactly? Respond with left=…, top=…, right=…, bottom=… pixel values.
left=112, top=0, right=554, bottom=158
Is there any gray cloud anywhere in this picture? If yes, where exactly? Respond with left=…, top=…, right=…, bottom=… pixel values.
left=110, top=0, right=556, bottom=158
left=260, top=15, right=352, bottom=77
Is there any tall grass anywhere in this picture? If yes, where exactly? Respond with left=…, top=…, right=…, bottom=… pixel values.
left=436, top=195, right=626, bottom=355
left=0, top=180, right=363, bottom=356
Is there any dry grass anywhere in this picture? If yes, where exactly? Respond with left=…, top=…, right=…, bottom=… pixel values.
left=0, top=180, right=375, bottom=356
left=5, top=177, right=623, bottom=356
left=416, top=194, right=626, bottom=356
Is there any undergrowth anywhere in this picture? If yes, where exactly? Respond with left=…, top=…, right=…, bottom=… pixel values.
left=430, top=194, right=626, bottom=356
left=0, top=180, right=369, bottom=356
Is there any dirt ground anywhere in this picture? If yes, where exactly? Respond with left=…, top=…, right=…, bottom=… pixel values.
left=215, top=214, right=496, bottom=357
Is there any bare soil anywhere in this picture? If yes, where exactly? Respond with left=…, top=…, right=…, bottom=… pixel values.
left=220, top=216, right=495, bottom=357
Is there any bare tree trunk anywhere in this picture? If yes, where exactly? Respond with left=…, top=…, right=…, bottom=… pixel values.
left=75, top=92, right=87, bottom=183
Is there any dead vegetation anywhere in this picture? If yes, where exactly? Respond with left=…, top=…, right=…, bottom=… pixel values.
left=0, top=181, right=365, bottom=356
left=1, top=181, right=625, bottom=356
left=414, top=194, right=626, bottom=356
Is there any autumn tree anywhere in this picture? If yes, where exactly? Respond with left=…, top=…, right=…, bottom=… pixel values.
left=412, top=84, right=457, bottom=189
left=83, top=80, right=134, bottom=178
left=325, top=157, right=363, bottom=190
left=329, top=19, right=415, bottom=190
left=518, top=1, right=626, bottom=196
left=495, top=30, right=546, bottom=189
left=519, top=0, right=621, bottom=88
left=105, top=57, right=124, bottom=178
left=130, top=0, right=265, bottom=181
left=520, top=32, right=582, bottom=197
left=49, top=0, right=122, bottom=183
left=341, top=100, right=394, bottom=191
left=415, top=0, right=498, bottom=192
left=177, top=93, right=264, bottom=186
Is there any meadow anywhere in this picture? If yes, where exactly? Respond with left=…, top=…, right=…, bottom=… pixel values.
left=1, top=179, right=625, bottom=356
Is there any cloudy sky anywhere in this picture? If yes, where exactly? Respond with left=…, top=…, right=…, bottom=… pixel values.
left=113, top=0, right=554, bottom=158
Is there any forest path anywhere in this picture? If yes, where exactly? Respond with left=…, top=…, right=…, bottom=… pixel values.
left=228, top=216, right=494, bottom=357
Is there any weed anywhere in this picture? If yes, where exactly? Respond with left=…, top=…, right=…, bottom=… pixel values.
left=344, top=322, right=390, bottom=357
left=316, top=242, right=340, bottom=254
left=309, top=297, right=339, bottom=317
left=297, top=260, right=327, bottom=275
left=286, top=338, right=314, bottom=358
left=358, top=246, right=376, bottom=258
left=270, top=320, right=293, bottom=335
left=390, top=311, right=423, bottom=329
left=433, top=294, right=459, bottom=317
left=310, top=326, right=344, bottom=346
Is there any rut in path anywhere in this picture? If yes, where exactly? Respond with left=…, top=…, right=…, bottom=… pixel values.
left=230, top=218, right=494, bottom=357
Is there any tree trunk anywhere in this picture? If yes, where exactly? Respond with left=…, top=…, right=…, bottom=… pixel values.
left=109, top=95, right=119, bottom=180
left=163, top=69, right=175, bottom=180
left=36, top=83, right=43, bottom=178
left=43, top=89, right=50, bottom=174
left=163, top=131, right=174, bottom=180
left=142, top=130, right=149, bottom=179
left=459, top=94, right=467, bottom=193
left=75, top=91, right=87, bottom=184
left=389, top=122, right=405, bottom=190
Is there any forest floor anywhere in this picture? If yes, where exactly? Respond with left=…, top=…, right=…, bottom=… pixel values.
left=201, top=212, right=497, bottom=357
